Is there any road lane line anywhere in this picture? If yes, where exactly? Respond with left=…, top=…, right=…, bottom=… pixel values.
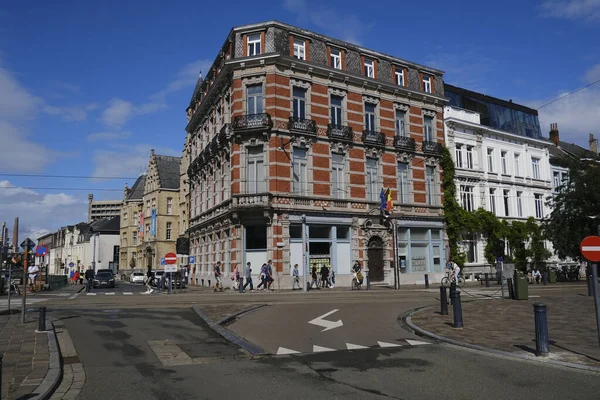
left=86, top=293, right=97, bottom=296
left=105, top=293, right=115, bottom=295
left=123, top=292, right=133, bottom=295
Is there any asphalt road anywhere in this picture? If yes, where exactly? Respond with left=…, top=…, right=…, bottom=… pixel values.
left=42, top=283, right=600, bottom=400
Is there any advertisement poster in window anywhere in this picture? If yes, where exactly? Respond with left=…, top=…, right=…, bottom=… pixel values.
left=139, top=212, right=144, bottom=238
left=151, top=209, right=156, bottom=236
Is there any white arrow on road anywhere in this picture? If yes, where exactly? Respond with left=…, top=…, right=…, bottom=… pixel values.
left=308, top=309, right=343, bottom=332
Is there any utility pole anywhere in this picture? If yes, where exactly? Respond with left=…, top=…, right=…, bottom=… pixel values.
left=302, top=214, right=308, bottom=292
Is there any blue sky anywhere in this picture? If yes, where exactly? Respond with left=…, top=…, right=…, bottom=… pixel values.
left=0, top=0, right=599, bottom=240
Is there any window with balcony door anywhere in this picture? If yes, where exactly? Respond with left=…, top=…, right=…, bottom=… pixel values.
left=395, top=109, right=406, bottom=137
left=364, top=58, right=374, bottom=78
left=166, top=198, right=173, bottom=215
left=532, top=158, right=541, bottom=179
left=330, top=95, right=343, bottom=126
left=364, top=103, right=376, bottom=131
left=332, top=153, right=345, bottom=199
left=425, top=166, right=436, bottom=205
left=489, top=188, right=496, bottom=214
left=395, top=68, right=404, bottom=86
left=247, top=84, right=263, bottom=115
left=487, top=149, right=494, bottom=172
left=466, top=146, right=474, bottom=169
left=423, top=116, right=434, bottom=141
left=397, top=162, right=409, bottom=203
left=292, top=87, right=307, bottom=119
left=292, top=147, right=308, bottom=195
left=535, top=194, right=543, bottom=218
left=246, top=146, right=265, bottom=194
left=330, top=48, right=342, bottom=69
left=514, top=154, right=521, bottom=176
left=464, top=234, right=477, bottom=263
left=247, top=33, right=261, bottom=56
left=460, top=185, right=474, bottom=211
left=455, top=145, right=463, bottom=168
left=166, top=222, right=172, bottom=240
left=501, top=151, right=508, bottom=174
left=516, top=191, right=523, bottom=217
left=132, top=231, right=137, bottom=246
left=423, top=74, right=432, bottom=93
left=293, top=39, right=305, bottom=60
left=503, top=190, right=510, bottom=216
left=366, top=158, right=379, bottom=201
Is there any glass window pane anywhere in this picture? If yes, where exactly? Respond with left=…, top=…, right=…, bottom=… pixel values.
left=410, top=228, right=429, bottom=241
left=290, top=225, right=302, bottom=239
left=336, top=227, right=350, bottom=239
left=309, top=226, right=331, bottom=239
left=246, top=225, right=267, bottom=249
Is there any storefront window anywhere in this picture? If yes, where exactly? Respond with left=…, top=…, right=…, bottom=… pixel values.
left=410, top=244, right=428, bottom=272
left=245, top=225, right=267, bottom=249
left=310, top=226, right=331, bottom=239
left=290, top=225, right=302, bottom=239
left=337, top=226, right=350, bottom=239
left=410, top=228, right=429, bottom=241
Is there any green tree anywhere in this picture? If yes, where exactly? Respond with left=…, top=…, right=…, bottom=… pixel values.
left=544, top=157, right=600, bottom=261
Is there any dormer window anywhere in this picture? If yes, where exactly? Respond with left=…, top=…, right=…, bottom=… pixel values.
left=247, top=33, right=261, bottom=56
left=293, top=39, right=306, bottom=60
left=423, top=74, right=432, bottom=93
left=330, top=48, right=342, bottom=70
left=364, top=58, right=374, bottom=78
left=395, top=68, right=404, bottom=86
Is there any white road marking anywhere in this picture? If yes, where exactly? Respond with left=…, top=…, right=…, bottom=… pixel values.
left=346, top=343, right=368, bottom=350
left=378, top=341, right=402, bottom=348
left=308, top=309, right=343, bottom=332
left=67, top=293, right=79, bottom=300
left=105, top=293, right=115, bottom=295
left=582, top=246, right=600, bottom=251
left=123, top=292, right=133, bottom=295
left=313, top=345, right=336, bottom=353
left=86, top=293, right=97, bottom=296
left=277, top=347, right=301, bottom=355
left=406, top=340, right=430, bottom=346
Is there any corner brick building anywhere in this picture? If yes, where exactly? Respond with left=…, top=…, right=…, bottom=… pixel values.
left=185, top=21, right=447, bottom=287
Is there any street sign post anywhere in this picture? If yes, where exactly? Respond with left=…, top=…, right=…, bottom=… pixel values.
left=164, top=253, right=177, bottom=264
left=164, top=253, right=177, bottom=293
left=581, top=236, right=600, bottom=348
left=189, top=256, right=195, bottom=264
left=20, top=238, right=35, bottom=324
left=69, top=262, right=74, bottom=268
left=35, top=245, right=48, bottom=257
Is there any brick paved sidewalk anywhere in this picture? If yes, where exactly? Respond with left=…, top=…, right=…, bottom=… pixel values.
left=0, top=315, right=50, bottom=399
left=411, top=291, right=600, bottom=367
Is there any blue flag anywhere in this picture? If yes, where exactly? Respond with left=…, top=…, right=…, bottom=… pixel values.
left=379, top=188, right=386, bottom=210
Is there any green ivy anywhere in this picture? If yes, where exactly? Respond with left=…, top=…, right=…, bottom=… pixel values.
left=441, top=146, right=551, bottom=270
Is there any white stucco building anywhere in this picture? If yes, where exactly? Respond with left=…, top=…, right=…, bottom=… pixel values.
left=443, top=85, right=554, bottom=273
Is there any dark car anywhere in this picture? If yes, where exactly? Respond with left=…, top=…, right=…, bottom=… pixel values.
left=93, top=272, right=115, bottom=288
left=96, top=269, right=114, bottom=277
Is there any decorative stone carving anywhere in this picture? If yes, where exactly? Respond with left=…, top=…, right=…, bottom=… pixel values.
left=291, top=78, right=311, bottom=89
left=423, top=109, right=437, bottom=118
left=328, top=87, right=347, bottom=97
left=365, top=147, right=383, bottom=159
left=393, top=103, right=410, bottom=112
left=424, top=156, right=440, bottom=167
left=397, top=151, right=414, bottom=164
left=363, top=95, right=379, bottom=105
left=331, top=141, right=351, bottom=154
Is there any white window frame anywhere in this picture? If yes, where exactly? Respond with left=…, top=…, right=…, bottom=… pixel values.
left=466, top=146, right=474, bottom=169
left=166, top=197, right=173, bottom=215
left=487, top=148, right=494, bottom=172
left=397, top=162, right=409, bottom=204
left=395, top=69, right=404, bottom=86
left=501, top=151, right=508, bottom=174
left=460, top=185, right=474, bottom=211
left=292, top=87, right=307, bottom=119
left=364, top=103, right=376, bottom=131
left=292, top=147, right=309, bottom=196
left=489, top=188, right=496, bottom=215
left=246, top=84, right=263, bottom=115
left=423, top=116, right=434, bottom=141
left=514, top=154, right=521, bottom=176
left=534, top=194, right=543, bottom=218
left=366, top=158, right=379, bottom=202
left=330, top=48, right=342, bottom=70
left=455, top=145, right=463, bottom=168
left=332, top=153, right=345, bottom=199
left=532, top=157, right=541, bottom=180
left=516, top=192, right=523, bottom=217
left=425, top=166, right=436, bottom=206
left=503, top=190, right=510, bottom=216
left=246, top=146, right=265, bottom=194
left=330, top=94, right=344, bottom=126
left=132, top=231, right=137, bottom=246
left=423, top=74, right=432, bottom=93
left=395, top=109, right=406, bottom=137
left=364, top=58, right=374, bottom=78
left=293, top=39, right=305, bottom=60
left=247, top=33, right=261, bottom=56
left=166, top=222, right=172, bottom=240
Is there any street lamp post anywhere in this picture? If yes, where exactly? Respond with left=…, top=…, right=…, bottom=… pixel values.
left=20, top=238, right=35, bottom=324
left=587, top=215, right=600, bottom=348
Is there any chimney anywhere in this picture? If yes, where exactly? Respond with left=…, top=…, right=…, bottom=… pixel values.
left=549, top=123, right=559, bottom=146
left=590, top=133, right=598, bottom=155
left=151, top=149, right=155, bottom=156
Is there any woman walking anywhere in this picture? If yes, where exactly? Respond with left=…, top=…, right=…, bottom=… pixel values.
left=256, top=264, right=267, bottom=290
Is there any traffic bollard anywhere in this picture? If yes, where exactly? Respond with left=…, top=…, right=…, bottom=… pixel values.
left=588, top=275, right=594, bottom=297
left=449, top=282, right=456, bottom=305
left=534, top=303, right=550, bottom=356
left=366, top=274, right=371, bottom=290
left=542, top=271, right=548, bottom=286
left=451, top=291, right=463, bottom=328
left=485, top=273, right=490, bottom=288
left=0, top=354, right=2, bottom=396
left=424, top=274, right=429, bottom=289
left=38, top=307, right=46, bottom=332
left=507, top=278, right=515, bottom=300
left=307, top=282, right=311, bottom=292
left=440, top=286, right=448, bottom=315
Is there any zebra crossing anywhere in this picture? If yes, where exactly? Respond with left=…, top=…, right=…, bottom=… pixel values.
left=68, top=291, right=148, bottom=299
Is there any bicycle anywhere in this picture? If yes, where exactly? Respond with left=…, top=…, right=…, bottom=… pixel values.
left=441, top=271, right=465, bottom=288
left=351, top=272, right=363, bottom=290
left=4, top=278, right=21, bottom=295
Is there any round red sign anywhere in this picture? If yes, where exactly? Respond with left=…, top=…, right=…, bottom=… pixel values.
left=164, top=252, right=177, bottom=265
left=580, top=236, right=600, bottom=262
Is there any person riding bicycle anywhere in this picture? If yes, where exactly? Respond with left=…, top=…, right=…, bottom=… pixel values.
left=352, top=261, right=363, bottom=286
left=449, top=260, right=460, bottom=284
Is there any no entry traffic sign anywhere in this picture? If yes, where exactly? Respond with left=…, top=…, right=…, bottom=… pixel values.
left=580, top=236, right=600, bottom=262
left=164, top=252, right=177, bottom=265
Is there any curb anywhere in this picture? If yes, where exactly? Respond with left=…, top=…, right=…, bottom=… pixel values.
left=30, top=318, right=63, bottom=400
left=216, top=304, right=268, bottom=326
left=192, top=305, right=266, bottom=355
left=401, top=306, right=600, bottom=374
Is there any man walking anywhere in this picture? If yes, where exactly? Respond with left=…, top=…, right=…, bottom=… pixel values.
left=143, top=268, right=154, bottom=294
left=213, top=261, right=223, bottom=292
left=84, top=266, right=95, bottom=293
left=265, top=260, right=274, bottom=291
left=292, top=264, right=301, bottom=290
left=243, top=262, right=254, bottom=292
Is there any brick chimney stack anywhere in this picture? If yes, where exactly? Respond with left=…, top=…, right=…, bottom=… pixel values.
left=589, top=133, right=598, bottom=154
left=549, top=123, right=559, bottom=146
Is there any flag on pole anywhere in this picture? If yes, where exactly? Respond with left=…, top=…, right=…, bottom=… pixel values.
left=379, top=188, right=386, bottom=211
left=386, top=188, right=393, bottom=211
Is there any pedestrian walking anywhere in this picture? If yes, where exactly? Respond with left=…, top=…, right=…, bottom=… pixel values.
left=311, top=265, right=319, bottom=289
left=84, top=266, right=95, bottom=292
left=143, top=268, right=154, bottom=294
left=265, top=260, right=275, bottom=291
left=292, top=264, right=301, bottom=290
left=231, top=265, right=239, bottom=290
left=213, top=261, right=223, bottom=292
left=256, top=264, right=267, bottom=290
left=328, top=267, right=335, bottom=289
left=28, top=264, right=40, bottom=292
left=243, top=262, right=254, bottom=292
left=80, top=269, right=85, bottom=285
left=320, top=264, right=329, bottom=289
left=69, top=269, right=75, bottom=284
left=73, top=270, right=79, bottom=285
left=159, top=272, right=166, bottom=293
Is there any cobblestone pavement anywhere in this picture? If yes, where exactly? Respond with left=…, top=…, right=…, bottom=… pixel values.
left=411, top=290, right=600, bottom=367
left=0, top=315, right=50, bottom=399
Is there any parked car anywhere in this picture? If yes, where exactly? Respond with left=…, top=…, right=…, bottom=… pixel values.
left=152, top=270, right=165, bottom=287
left=96, top=269, right=114, bottom=277
left=93, top=272, right=115, bottom=288
left=130, top=272, right=145, bottom=283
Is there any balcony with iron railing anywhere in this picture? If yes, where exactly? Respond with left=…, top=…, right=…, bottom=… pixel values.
left=327, top=124, right=353, bottom=142
left=232, top=113, right=273, bottom=131
left=393, top=135, right=416, bottom=151
left=362, top=130, right=386, bottom=147
left=422, top=140, right=443, bottom=154
left=288, top=117, right=317, bottom=136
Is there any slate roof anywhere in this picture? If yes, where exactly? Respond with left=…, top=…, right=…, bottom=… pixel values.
left=89, top=216, right=120, bottom=234
left=155, top=155, right=180, bottom=190
left=127, top=174, right=146, bottom=201
left=549, top=141, right=598, bottom=162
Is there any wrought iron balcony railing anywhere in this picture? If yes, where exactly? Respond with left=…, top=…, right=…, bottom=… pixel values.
left=393, top=135, right=416, bottom=151
left=232, top=113, right=273, bottom=131
left=362, top=130, right=386, bottom=147
left=288, top=117, right=317, bottom=135
left=327, top=124, right=353, bottom=142
left=422, top=140, right=443, bottom=154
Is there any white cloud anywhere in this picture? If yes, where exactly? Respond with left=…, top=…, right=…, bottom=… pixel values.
left=153, top=59, right=212, bottom=99
left=91, top=144, right=180, bottom=179
left=0, top=181, right=88, bottom=242
left=540, top=0, right=600, bottom=21
left=42, top=104, right=96, bottom=122
left=584, top=63, right=600, bottom=82
left=283, top=0, right=373, bottom=45
left=87, top=131, right=132, bottom=142
left=0, top=59, right=42, bottom=120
